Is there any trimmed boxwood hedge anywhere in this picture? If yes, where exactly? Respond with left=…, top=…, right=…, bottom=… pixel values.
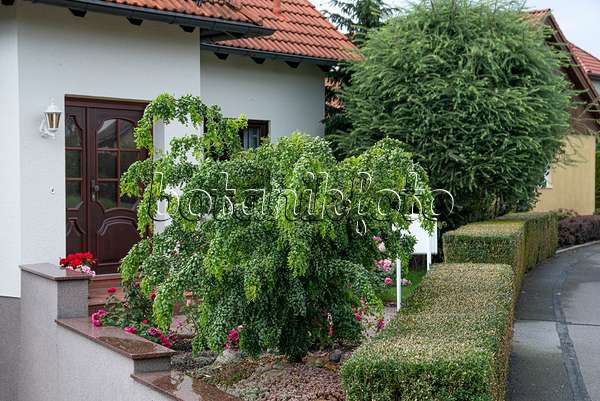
left=341, top=263, right=515, bottom=401
left=443, top=221, right=526, bottom=289
left=341, top=212, right=558, bottom=401
left=496, top=212, right=558, bottom=270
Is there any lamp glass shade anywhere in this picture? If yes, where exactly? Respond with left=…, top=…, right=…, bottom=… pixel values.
left=45, top=102, right=62, bottom=131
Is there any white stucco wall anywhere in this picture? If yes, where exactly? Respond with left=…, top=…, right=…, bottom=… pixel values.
left=0, top=7, right=22, bottom=298
left=200, top=51, right=326, bottom=140
left=2, top=1, right=202, bottom=296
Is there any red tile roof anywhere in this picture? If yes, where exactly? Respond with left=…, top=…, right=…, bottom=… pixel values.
left=104, top=0, right=265, bottom=25
left=208, top=0, right=358, bottom=62
left=94, top=0, right=356, bottom=62
left=570, top=44, right=600, bottom=78
left=525, top=8, right=551, bottom=20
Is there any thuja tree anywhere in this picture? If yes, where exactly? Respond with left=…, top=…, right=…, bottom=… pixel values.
left=332, top=0, right=574, bottom=227
left=120, top=94, right=434, bottom=360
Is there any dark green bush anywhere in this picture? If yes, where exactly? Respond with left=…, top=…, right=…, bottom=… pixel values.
left=332, top=0, right=574, bottom=228
left=496, top=212, right=558, bottom=270
left=341, top=263, right=515, bottom=401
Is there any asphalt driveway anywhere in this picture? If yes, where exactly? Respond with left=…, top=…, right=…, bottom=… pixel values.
left=509, top=243, right=600, bottom=401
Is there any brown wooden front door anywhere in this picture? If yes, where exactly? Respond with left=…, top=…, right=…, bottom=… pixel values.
left=65, top=98, right=147, bottom=275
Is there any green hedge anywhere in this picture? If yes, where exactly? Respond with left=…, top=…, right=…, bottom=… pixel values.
left=341, top=263, right=515, bottom=401
left=443, top=221, right=526, bottom=289
left=496, top=212, right=557, bottom=271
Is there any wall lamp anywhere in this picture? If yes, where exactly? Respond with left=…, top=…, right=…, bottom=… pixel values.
left=40, top=99, right=62, bottom=139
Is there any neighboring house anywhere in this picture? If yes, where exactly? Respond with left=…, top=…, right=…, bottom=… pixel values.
left=571, top=43, right=600, bottom=98
left=0, top=1, right=354, bottom=398
left=529, top=10, right=600, bottom=215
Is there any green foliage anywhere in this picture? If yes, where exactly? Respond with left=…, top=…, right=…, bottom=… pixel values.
left=331, top=0, right=574, bottom=227
left=443, top=221, right=526, bottom=289
left=119, top=94, right=434, bottom=360
left=325, top=0, right=393, bottom=46
left=496, top=212, right=558, bottom=271
left=342, top=212, right=557, bottom=400
left=443, top=212, right=558, bottom=289
left=341, top=263, right=515, bottom=401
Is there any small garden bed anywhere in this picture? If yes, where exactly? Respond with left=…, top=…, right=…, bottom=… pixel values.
left=159, top=269, right=425, bottom=401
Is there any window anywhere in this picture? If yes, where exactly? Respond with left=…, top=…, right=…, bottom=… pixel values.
left=241, top=120, right=269, bottom=149
left=543, top=169, right=553, bottom=189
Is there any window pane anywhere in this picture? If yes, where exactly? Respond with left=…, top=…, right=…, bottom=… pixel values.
left=66, top=150, right=81, bottom=178
left=120, top=194, right=138, bottom=210
left=119, top=120, right=136, bottom=149
left=242, top=127, right=262, bottom=149
left=98, top=151, right=117, bottom=178
left=65, top=116, right=82, bottom=147
left=98, top=182, right=117, bottom=209
left=120, top=151, right=138, bottom=176
left=97, top=119, right=117, bottom=148
left=66, top=181, right=81, bottom=209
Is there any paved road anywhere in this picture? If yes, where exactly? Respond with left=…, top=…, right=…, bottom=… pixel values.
left=509, top=243, right=600, bottom=401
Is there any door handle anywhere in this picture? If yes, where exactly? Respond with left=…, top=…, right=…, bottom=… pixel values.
left=91, top=179, right=100, bottom=201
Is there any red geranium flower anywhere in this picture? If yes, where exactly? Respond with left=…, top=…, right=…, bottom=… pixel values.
left=107, top=287, right=117, bottom=294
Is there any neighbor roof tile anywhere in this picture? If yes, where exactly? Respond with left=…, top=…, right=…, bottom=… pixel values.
left=570, top=44, right=600, bottom=77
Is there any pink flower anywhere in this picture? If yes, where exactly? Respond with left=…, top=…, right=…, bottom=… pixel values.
left=124, top=326, right=137, bottom=334
left=92, top=319, right=102, bottom=327
left=384, top=276, right=392, bottom=286
left=377, top=242, right=386, bottom=253
left=225, top=342, right=231, bottom=350
left=142, top=319, right=148, bottom=325
left=354, top=313, right=362, bottom=322
left=372, top=236, right=382, bottom=242
left=96, top=309, right=107, bottom=318
left=147, top=327, right=160, bottom=337
left=377, top=319, right=385, bottom=330
left=159, top=334, right=172, bottom=348
left=376, top=259, right=392, bottom=272
left=227, top=328, right=239, bottom=344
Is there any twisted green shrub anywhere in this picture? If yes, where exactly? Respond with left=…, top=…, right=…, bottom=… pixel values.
left=120, top=94, right=434, bottom=360
left=331, top=0, right=574, bottom=227
left=341, top=263, right=515, bottom=401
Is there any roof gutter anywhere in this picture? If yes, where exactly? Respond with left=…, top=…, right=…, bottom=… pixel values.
left=200, top=43, right=340, bottom=66
left=30, top=0, right=275, bottom=38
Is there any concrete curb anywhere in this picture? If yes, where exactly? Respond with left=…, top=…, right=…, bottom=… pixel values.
left=556, top=240, right=600, bottom=254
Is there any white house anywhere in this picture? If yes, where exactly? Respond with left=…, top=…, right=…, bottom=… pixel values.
left=0, top=0, right=354, bottom=397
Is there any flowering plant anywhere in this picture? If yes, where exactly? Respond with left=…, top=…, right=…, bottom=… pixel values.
left=59, top=252, right=96, bottom=277
left=91, top=287, right=177, bottom=348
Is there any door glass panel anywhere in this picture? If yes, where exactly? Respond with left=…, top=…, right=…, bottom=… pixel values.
left=98, top=182, right=117, bottom=209
left=66, top=150, right=81, bottom=178
left=119, top=121, right=136, bottom=149
left=121, top=194, right=138, bottom=209
left=66, top=181, right=81, bottom=209
left=97, top=119, right=117, bottom=148
left=120, top=151, right=138, bottom=176
left=65, top=116, right=82, bottom=147
left=98, top=151, right=117, bottom=178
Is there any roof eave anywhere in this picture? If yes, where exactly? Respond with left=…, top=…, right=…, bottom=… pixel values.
left=30, top=0, right=275, bottom=38
left=200, top=43, right=347, bottom=66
